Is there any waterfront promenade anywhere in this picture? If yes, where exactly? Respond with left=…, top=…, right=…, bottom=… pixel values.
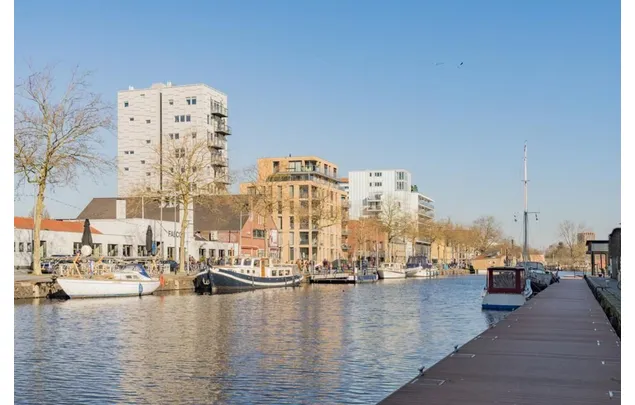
left=378, top=279, right=621, bottom=404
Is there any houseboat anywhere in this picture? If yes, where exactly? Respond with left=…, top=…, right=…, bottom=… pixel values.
left=193, top=257, right=303, bottom=293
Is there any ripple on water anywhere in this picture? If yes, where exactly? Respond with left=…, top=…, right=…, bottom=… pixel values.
left=15, top=276, right=508, bottom=404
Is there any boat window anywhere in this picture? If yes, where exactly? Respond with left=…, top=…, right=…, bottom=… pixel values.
left=286, top=270, right=290, bottom=276
left=244, top=258, right=252, bottom=266
left=126, top=275, right=133, bottom=279
left=271, top=270, right=277, bottom=277
left=253, top=259, right=260, bottom=267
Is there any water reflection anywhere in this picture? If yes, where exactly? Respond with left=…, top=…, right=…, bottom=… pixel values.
left=15, top=276, right=507, bottom=404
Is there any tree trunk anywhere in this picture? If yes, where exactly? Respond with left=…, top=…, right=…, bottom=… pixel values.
left=178, top=199, right=189, bottom=274
left=31, top=181, right=46, bottom=275
left=264, top=227, right=269, bottom=258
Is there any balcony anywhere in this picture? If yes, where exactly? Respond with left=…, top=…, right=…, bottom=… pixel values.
left=418, top=210, right=435, bottom=219
left=215, top=124, right=232, bottom=136
left=208, top=137, right=226, bottom=149
left=299, top=239, right=310, bottom=246
left=419, top=200, right=434, bottom=210
left=211, top=103, right=228, bottom=118
left=367, top=193, right=383, bottom=202
left=282, top=166, right=338, bottom=182
left=210, top=155, right=228, bottom=167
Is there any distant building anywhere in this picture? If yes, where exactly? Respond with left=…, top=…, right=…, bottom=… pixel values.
left=240, top=156, right=344, bottom=263
left=117, top=82, right=231, bottom=197
left=577, top=231, right=596, bottom=245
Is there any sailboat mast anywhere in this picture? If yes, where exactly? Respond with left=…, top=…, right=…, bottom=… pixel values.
left=522, top=142, right=529, bottom=262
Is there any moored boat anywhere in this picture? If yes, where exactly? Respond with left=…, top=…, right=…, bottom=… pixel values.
left=377, top=262, right=407, bottom=279
left=405, top=255, right=435, bottom=278
left=481, top=266, right=532, bottom=310
left=56, top=263, right=161, bottom=299
left=194, top=257, right=303, bottom=293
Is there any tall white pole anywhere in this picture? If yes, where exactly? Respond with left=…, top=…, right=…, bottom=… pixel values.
left=160, top=192, right=163, bottom=259
left=523, top=142, right=529, bottom=262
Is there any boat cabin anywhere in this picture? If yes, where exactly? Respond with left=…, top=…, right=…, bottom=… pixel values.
left=406, top=255, right=431, bottom=269
left=380, top=262, right=404, bottom=270
left=486, top=266, right=526, bottom=294
left=225, top=257, right=295, bottom=278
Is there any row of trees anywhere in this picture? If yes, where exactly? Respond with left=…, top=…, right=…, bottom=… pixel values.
left=546, top=220, right=589, bottom=268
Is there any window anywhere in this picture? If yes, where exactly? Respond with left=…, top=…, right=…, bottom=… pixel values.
left=369, top=172, right=372, bottom=177
left=288, top=185, right=294, bottom=198
left=129, top=117, right=134, bottom=121
left=289, top=216, right=295, bottom=229
left=278, top=216, right=283, bottom=229
left=124, top=101, right=129, bottom=107
left=27, top=242, right=32, bottom=252
left=108, top=244, right=118, bottom=256
left=146, top=119, right=151, bottom=124
left=369, top=183, right=372, bottom=187
left=187, top=97, right=197, bottom=105
left=374, top=182, right=382, bottom=187
left=146, top=172, right=151, bottom=176
left=253, top=229, right=265, bottom=238
left=397, top=171, right=405, bottom=180
left=175, top=133, right=179, bottom=139
left=207, top=114, right=210, bottom=125
left=141, top=160, right=145, bottom=164
left=140, top=93, right=145, bottom=97
left=18, top=242, right=24, bottom=252
left=396, top=181, right=405, bottom=191
left=124, top=151, right=129, bottom=155
left=186, top=115, right=191, bottom=122
left=289, top=247, right=294, bottom=261
left=124, top=167, right=129, bottom=171
left=169, top=99, right=174, bottom=105
left=175, top=148, right=185, bottom=158
left=191, top=132, right=197, bottom=139
left=375, top=172, right=382, bottom=177
left=130, top=151, right=134, bottom=154
left=122, top=245, right=132, bottom=257
left=289, top=232, right=295, bottom=246
left=180, top=115, right=185, bottom=122
left=137, top=246, right=146, bottom=256
left=277, top=186, right=282, bottom=199
left=175, top=115, right=179, bottom=122
left=146, top=140, right=151, bottom=144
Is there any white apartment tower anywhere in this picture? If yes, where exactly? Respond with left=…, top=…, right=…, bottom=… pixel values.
left=348, top=169, right=435, bottom=221
left=117, top=82, right=231, bottom=197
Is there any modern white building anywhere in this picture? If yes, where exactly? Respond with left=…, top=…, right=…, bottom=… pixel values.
left=117, top=82, right=231, bottom=197
left=347, top=169, right=435, bottom=221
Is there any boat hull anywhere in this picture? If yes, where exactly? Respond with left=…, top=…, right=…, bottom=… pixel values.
left=404, top=268, right=419, bottom=278
left=195, top=268, right=303, bottom=292
left=57, top=278, right=160, bottom=298
left=377, top=270, right=406, bottom=279
left=481, top=293, right=526, bottom=311
left=410, top=269, right=434, bottom=278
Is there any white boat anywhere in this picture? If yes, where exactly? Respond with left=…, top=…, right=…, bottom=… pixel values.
left=405, top=256, right=435, bottom=278
left=481, top=266, right=532, bottom=310
left=377, top=263, right=407, bottom=279
left=518, top=261, right=553, bottom=289
left=194, top=257, right=303, bottom=292
left=57, top=263, right=161, bottom=299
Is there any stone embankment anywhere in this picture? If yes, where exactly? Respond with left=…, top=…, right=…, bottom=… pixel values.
left=14, top=274, right=196, bottom=300
left=585, top=275, right=621, bottom=337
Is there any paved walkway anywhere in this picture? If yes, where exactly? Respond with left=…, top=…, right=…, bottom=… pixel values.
left=378, top=279, right=621, bottom=404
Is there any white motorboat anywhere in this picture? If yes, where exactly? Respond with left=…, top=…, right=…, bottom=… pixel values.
left=194, top=257, right=303, bottom=292
left=481, top=266, right=532, bottom=310
left=405, top=256, right=435, bottom=278
left=377, top=263, right=407, bottom=279
left=57, top=263, right=161, bottom=299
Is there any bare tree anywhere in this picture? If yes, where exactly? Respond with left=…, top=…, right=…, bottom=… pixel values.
left=378, top=196, right=408, bottom=262
left=295, top=187, right=342, bottom=261
left=14, top=65, right=114, bottom=274
left=28, top=206, right=50, bottom=219
left=418, top=218, right=445, bottom=260
left=558, top=220, right=587, bottom=268
left=236, top=165, right=292, bottom=260
left=127, top=128, right=229, bottom=273
left=348, top=217, right=383, bottom=263
left=471, top=215, right=503, bottom=254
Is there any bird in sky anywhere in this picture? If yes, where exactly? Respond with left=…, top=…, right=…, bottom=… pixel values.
left=457, top=62, right=464, bottom=68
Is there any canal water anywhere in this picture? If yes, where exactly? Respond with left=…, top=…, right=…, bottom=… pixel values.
left=15, top=275, right=507, bottom=404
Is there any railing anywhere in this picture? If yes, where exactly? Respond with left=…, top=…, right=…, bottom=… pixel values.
left=283, top=166, right=338, bottom=180
left=210, top=155, right=228, bottom=166
left=367, top=193, right=383, bottom=202
left=419, top=200, right=435, bottom=209
left=211, top=103, right=228, bottom=117
left=208, top=137, right=227, bottom=149
left=215, top=124, right=232, bottom=135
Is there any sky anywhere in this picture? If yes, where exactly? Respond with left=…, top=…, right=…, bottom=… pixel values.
left=13, top=0, right=621, bottom=249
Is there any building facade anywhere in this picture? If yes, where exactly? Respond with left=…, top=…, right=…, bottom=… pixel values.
left=240, top=156, right=344, bottom=263
left=117, top=82, right=231, bottom=197
left=577, top=231, right=596, bottom=245
left=347, top=169, right=434, bottom=222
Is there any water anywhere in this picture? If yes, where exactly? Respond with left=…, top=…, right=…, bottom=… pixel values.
left=15, top=275, right=507, bottom=404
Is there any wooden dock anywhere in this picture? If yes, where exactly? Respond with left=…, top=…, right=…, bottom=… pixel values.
left=378, top=279, right=621, bottom=404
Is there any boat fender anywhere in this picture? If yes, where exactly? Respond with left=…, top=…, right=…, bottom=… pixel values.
left=159, top=274, right=165, bottom=287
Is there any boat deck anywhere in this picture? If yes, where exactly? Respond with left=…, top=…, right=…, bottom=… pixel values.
left=377, top=279, right=621, bottom=404
left=310, top=273, right=377, bottom=284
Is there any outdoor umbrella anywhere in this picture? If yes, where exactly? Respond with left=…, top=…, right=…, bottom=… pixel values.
left=81, top=219, right=93, bottom=247
left=146, top=225, right=153, bottom=256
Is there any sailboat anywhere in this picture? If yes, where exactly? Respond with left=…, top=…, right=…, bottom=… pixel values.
left=482, top=142, right=534, bottom=310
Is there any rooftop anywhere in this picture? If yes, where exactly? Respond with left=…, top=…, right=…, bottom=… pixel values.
left=118, top=82, right=227, bottom=97
left=14, top=217, right=102, bottom=234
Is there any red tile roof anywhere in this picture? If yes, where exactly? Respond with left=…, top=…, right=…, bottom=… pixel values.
left=14, top=217, right=102, bottom=234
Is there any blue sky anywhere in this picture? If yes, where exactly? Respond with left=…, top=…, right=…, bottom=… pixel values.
left=14, top=0, right=620, bottom=248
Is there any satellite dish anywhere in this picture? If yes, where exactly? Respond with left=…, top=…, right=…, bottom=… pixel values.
left=81, top=245, right=93, bottom=257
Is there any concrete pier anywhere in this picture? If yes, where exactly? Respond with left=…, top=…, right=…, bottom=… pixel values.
left=378, top=279, right=621, bottom=404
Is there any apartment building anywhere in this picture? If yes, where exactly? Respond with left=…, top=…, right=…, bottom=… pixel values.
left=347, top=169, right=434, bottom=221
left=240, top=156, right=344, bottom=263
left=117, top=82, right=231, bottom=197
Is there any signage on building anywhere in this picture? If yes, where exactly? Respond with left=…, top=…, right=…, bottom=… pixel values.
left=168, top=230, right=182, bottom=238
left=269, top=230, right=278, bottom=248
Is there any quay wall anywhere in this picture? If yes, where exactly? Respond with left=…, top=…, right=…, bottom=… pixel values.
left=584, top=275, right=621, bottom=337
left=14, top=274, right=196, bottom=300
